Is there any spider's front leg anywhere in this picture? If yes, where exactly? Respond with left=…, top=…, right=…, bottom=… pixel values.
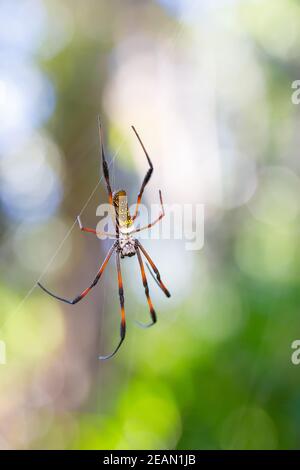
left=131, top=125, right=153, bottom=221
left=37, top=242, right=117, bottom=305
left=136, top=240, right=171, bottom=298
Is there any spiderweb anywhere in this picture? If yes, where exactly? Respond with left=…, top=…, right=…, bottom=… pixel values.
left=0, top=129, right=125, bottom=332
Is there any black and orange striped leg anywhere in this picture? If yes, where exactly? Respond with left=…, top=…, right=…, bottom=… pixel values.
left=99, top=251, right=126, bottom=360
left=98, top=116, right=113, bottom=206
left=131, top=126, right=153, bottom=221
left=132, top=190, right=165, bottom=234
left=135, top=246, right=157, bottom=328
left=77, top=215, right=96, bottom=234
left=37, top=242, right=117, bottom=305
left=136, top=241, right=171, bottom=298
left=77, top=215, right=116, bottom=238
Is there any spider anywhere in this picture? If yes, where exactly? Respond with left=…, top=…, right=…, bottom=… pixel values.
left=37, top=120, right=171, bottom=360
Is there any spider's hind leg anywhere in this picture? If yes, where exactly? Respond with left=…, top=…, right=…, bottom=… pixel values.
left=98, top=117, right=113, bottom=205
left=37, top=242, right=117, bottom=305
left=98, top=251, right=126, bottom=360
left=135, top=244, right=157, bottom=328
left=136, top=241, right=171, bottom=298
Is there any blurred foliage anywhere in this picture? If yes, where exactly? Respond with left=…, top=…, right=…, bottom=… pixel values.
left=1, top=0, right=300, bottom=450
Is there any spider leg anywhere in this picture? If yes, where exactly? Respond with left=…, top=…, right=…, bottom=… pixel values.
left=135, top=245, right=157, bottom=328
left=146, top=263, right=162, bottom=290
left=77, top=216, right=116, bottom=238
left=131, top=190, right=164, bottom=234
left=37, top=242, right=117, bottom=305
left=131, top=125, right=153, bottom=221
left=136, top=241, right=171, bottom=298
left=98, top=116, right=113, bottom=206
left=99, top=251, right=126, bottom=360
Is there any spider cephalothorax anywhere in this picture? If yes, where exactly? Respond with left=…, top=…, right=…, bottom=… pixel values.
left=38, top=120, right=170, bottom=360
left=113, top=190, right=136, bottom=257
left=118, top=233, right=136, bottom=258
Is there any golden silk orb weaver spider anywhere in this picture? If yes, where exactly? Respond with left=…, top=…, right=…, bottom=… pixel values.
left=37, top=119, right=171, bottom=360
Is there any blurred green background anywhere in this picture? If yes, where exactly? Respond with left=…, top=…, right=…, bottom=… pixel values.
left=1, top=0, right=300, bottom=450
